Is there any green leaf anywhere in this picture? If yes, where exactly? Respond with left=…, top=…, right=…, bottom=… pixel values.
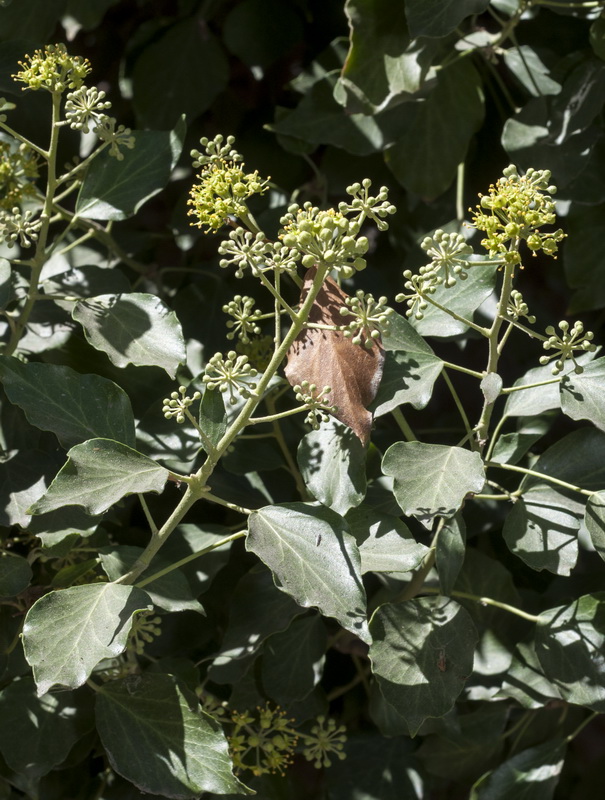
left=369, top=596, right=477, bottom=735
left=66, top=0, right=119, bottom=29
left=29, top=505, right=103, bottom=550
left=503, top=46, right=561, bottom=97
left=382, top=442, right=485, bottom=528
left=247, top=503, right=370, bottom=644
left=560, top=356, right=605, bottom=430
left=346, top=505, right=428, bottom=573
left=564, top=203, right=605, bottom=312
left=159, top=523, right=233, bottom=597
left=132, top=24, right=227, bottom=129
left=371, top=312, right=443, bottom=415
left=0, top=677, right=94, bottom=780
left=297, top=420, right=367, bottom=515
left=29, top=438, right=169, bottom=516
left=535, top=593, right=605, bottom=711
left=435, top=512, right=466, bottom=594
left=498, top=640, right=563, bottom=709
left=326, top=733, right=420, bottom=800
left=99, top=546, right=205, bottom=615
left=585, top=491, right=605, bottom=562
left=0, top=357, right=135, bottom=448
left=405, top=0, right=489, bottom=38
left=22, top=583, right=152, bottom=695
left=470, top=739, right=566, bottom=800
left=224, top=0, right=303, bottom=68
left=208, top=565, right=305, bottom=684
left=503, top=428, right=605, bottom=574
left=0, top=450, right=59, bottom=527
left=72, top=293, right=186, bottom=378
left=411, top=263, right=498, bottom=338
left=76, top=119, right=185, bottom=220
left=261, top=614, right=326, bottom=705
left=42, top=264, right=130, bottom=300
left=0, top=259, right=11, bottom=310
left=338, top=0, right=435, bottom=114
left=96, top=673, right=248, bottom=798
left=0, top=553, right=31, bottom=597
left=199, top=387, right=227, bottom=451
left=490, top=417, right=549, bottom=465
left=0, top=0, right=66, bottom=41
left=386, top=59, right=484, bottom=198
left=417, top=705, right=508, bottom=781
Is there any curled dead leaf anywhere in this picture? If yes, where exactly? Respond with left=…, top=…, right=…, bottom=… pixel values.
left=285, top=268, right=384, bottom=446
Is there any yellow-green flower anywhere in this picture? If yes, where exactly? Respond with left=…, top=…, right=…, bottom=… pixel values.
left=13, top=43, right=91, bottom=93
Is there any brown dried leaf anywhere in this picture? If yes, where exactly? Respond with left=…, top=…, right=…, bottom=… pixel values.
left=285, top=268, right=384, bottom=446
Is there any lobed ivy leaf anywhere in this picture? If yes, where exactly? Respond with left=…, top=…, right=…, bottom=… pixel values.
left=382, top=441, right=485, bottom=528
left=346, top=505, right=428, bottom=574
left=96, top=673, right=249, bottom=798
left=371, top=312, right=443, bottom=415
left=247, top=502, right=370, bottom=643
left=404, top=0, right=489, bottom=38
left=76, top=118, right=186, bottom=220
left=0, top=552, right=32, bottom=597
left=369, top=596, right=478, bottom=736
left=72, top=292, right=186, bottom=378
left=22, top=583, right=152, bottom=695
left=535, top=593, right=605, bottom=711
left=470, top=739, right=566, bottom=800
left=498, top=640, right=563, bottom=709
left=560, top=356, right=605, bottom=430
left=28, top=438, right=169, bottom=516
left=0, top=357, right=136, bottom=448
left=297, top=419, right=367, bottom=515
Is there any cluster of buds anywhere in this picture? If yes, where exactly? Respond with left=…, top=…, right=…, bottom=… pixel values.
left=223, top=295, right=263, bottom=343
left=0, top=141, right=38, bottom=211
left=301, top=715, right=347, bottom=768
left=396, top=270, right=438, bottom=320
left=340, top=290, right=392, bottom=347
left=203, top=351, right=258, bottom=405
left=507, top=289, right=536, bottom=324
left=539, top=320, right=596, bottom=375
left=420, top=229, right=473, bottom=287
left=0, top=207, right=41, bottom=248
left=162, top=386, right=201, bottom=424
left=338, top=179, right=396, bottom=231
left=218, top=228, right=300, bottom=278
left=127, top=611, right=162, bottom=655
left=471, top=165, right=565, bottom=269
left=294, top=382, right=338, bottom=429
left=188, top=135, right=268, bottom=232
left=13, top=43, right=91, bottom=93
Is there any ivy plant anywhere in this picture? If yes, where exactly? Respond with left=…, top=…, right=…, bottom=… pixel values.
left=0, top=1, right=604, bottom=799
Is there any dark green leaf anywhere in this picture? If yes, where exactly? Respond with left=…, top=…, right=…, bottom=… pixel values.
left=0, top=677, right=94, bottom=780
left=382, top=441, right=485, bottom=528
left=247, top=503, right=370, bottom=643
left=490, top=417, right=549, bottom=465
left=208, top=565, right=305, bottom=684
left=43, top=265, right=130, bottom=300
left=0, top=553, right=31, bottom=597
left=261, top=614, right=326, bottom=705
left=0, top=450, right=58, bottom=527
left=22, top=583, right=152, bottom=695
left=76, top=119, right=186, bottom=220
left=326, top=734, right=420, bottom=800
left=503, top=46, right=561, bottom=97
left=99, top=546, right=205, bottom=615
left=72, top=293, right=186, bottom=378
left=503, top=428, right=605, bottom=574
left=0, top=357, right=135, bottom=448
left=417, top=704, right=508, bottom=781
left=0, top=259, right=11, bottom=310
left=158, top=523, right=233, bottom=597
left=560, top=356, right=605, bottom=430
left=224, top=0, right=303, bottom=68
left=405, top=0, right=489, bottom=38
left=411, top=263, right=498, bottom=338
left=133, top=24, right=227, bottom=129
left=29, top=505, right=103, bottom=549
left=470, top=739, right=566, bottom=800
left=29, top=438, right=169, bottom=516
left=96, top=673, right=248, bottom=798
left=585, top=491, right=605, bottom=562
left=369, top=596, right=477, bottom=735
left=498, top=640, right=563, bottom=709
left=436, top=512, right=466, bottom=595
left=199, top=387, right=227, bottom=451
left=564, top=202, right=605, bottom=312
left=535, top=593, right=605, bottom=711
left=66, top=0, right=120, bottom=29
left=297, top=420, right=366, bottom=515
left=386, top=59, right=484, bottom=198
left=346, top=505, right=429, bottom=574
left=371, top=312, right=443, bottom=415
left=0, top=0, right=66, bottom=41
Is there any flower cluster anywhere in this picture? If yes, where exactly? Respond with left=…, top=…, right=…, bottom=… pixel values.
left=162, top=386, right=201, bottom=424
left=301, top=715, right=347, bottom=768
left=506, top=289, right=536, bottom=324
left=13, top=43, right=91, bottom=93
left=539, top=320, right=596, bottom=375
left=294, top=381, right=338, bottom=429
left=64, top=86, right=112, bottom=132
left=340, top=290, right=392, bottom=347
left=218, top=229, right=300, bottom=278
left=0, top=141, right=38, bottom=210
left=471, top=165, right=565, bottom=268
left=396, top=270, right=438, bottom=320
left=127, top=611, right=162, bottom=655
left=188, top=135, right=268, bottom=232
left=223, top=295, right=263, bottom=343
left=420, top=229, right=473, bottom=287
left=203, top=351, right=258, bottom=405
left=0, top=207, right=41, bottom=248
left=279, top=204, right=369, bottom=279
left=338, top=179, right=397, bottom=231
